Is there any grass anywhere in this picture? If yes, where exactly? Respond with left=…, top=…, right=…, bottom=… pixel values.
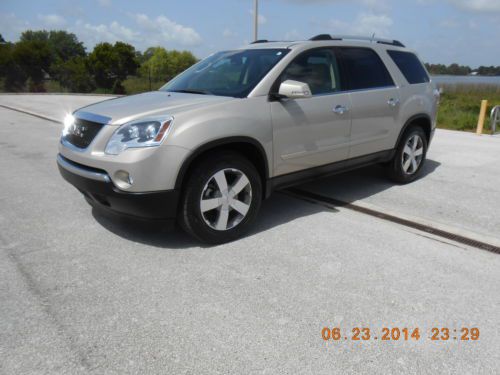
left=437, top=84, right=500, bottom=132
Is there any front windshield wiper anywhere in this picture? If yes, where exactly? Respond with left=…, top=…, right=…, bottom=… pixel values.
left=169, top=89, right=212, bottom=95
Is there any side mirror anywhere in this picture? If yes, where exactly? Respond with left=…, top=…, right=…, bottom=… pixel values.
left=278, top=80, right=312, bottom=99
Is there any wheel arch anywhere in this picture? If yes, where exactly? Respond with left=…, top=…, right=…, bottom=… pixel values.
left=396, top=114, right=433, bottom=147
left=174, top=136, right=270, bottom=197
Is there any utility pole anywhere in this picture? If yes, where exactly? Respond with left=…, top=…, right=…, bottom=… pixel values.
left=254, top=0, right=259, bottom=41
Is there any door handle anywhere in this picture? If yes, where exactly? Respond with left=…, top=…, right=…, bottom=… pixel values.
left=387, top=98, right=400, bottom=107
left=333, top=105, right=349, bottom=115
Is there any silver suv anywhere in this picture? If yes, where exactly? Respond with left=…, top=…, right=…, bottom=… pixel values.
left=58, top=34, right=439, bottom=244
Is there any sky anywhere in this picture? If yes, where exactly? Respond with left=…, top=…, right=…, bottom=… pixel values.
left=1, top=0, right=500, bottom=67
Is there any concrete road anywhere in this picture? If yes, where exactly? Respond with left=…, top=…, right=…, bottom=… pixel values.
left=1, top=96, right=500, bottom=374
left=0, top=94, right=117, bottom=122
left=300, top=129, right=500, bottom=243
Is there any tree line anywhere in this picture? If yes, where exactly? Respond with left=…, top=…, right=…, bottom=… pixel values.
left=425, top=63, right=500, bottom=76
left=0, top=30, right=197, bottom=94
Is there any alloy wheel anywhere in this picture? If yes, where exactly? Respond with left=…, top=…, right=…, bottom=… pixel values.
left=200, top=168, right=253, bottom=231
left=402, top=134, right=424, bottom=174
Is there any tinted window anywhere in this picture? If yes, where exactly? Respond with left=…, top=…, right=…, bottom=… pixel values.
left=387, top=50, right=430, bottom=84
left=338, top=47, right=394, bottom=90
left=277, top=48, right=343, bottom=95
left=162, top=49, right=289, bottom=98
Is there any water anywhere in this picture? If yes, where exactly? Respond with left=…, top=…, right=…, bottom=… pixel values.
left=432, top=75, right=500, bottom=86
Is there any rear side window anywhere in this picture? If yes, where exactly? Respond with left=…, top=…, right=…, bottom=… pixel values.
left=387, top=50, right=430, bottom=84
left=337, top=47, right=394, bottom=90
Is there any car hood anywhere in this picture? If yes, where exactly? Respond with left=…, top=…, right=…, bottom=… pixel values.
left=74, top=91, right=235, bottom=125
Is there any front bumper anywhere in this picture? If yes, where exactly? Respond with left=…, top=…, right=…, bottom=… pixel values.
left=57, top=154, right=180, bottom=221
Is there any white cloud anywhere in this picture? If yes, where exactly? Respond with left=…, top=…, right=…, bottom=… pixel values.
left=328, top=12, right=393, bottom=37
left=37, top=14, right=67, bottom=27
left=282, top=0, right=390, bottom=11
left=98, top=0, right=112, bottom=7
left=284, top=29, right=302, bottom=40
left=418, top=0, right=500, bottom=12
left=0, top=13, right=29, bottom=41
left=223, top=28, right=237, bottom=38
left=447, top=0, right=500, bottom=12
left=67, top=14, right=201, bottom=50
left=73, top=20, right=140, bottom=46
left=133, top=14, right=202, bottom=46
left=249, top=10, right=267, bottom=25
left=439, top=18, right=459, bottom=28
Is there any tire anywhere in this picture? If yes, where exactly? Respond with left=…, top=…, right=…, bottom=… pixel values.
left=178, top=151, right=262, bottom=244
left=387, top=126, right=428, bottom=184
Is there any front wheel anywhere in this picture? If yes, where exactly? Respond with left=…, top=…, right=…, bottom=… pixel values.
left=179, top=152, right=262, bottom=244
left=387, top=126, right=428, bottom=184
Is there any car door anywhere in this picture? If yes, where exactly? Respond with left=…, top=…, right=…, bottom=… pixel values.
left=336, top=47, right=400, bottom=158
left=270, top=48, right=352, bottom=176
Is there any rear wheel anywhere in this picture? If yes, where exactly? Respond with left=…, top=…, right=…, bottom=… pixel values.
left=179, top=152, right=262, bottom=244
left=387, top=126, right=428, bottom=184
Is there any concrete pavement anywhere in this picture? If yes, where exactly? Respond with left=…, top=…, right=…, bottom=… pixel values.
left=1, top=95, right=499, bottom=374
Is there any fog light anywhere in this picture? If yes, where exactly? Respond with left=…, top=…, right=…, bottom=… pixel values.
left=114, top=170, right=133, bottom=189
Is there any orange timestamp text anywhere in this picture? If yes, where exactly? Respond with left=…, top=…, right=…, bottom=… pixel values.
left=321, top=327, right=480, bottom=342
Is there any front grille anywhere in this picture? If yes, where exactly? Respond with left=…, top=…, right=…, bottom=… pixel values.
left=63, top=117, right=105, bottom=149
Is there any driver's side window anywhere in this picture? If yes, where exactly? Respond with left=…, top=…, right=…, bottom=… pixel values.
left=278, top=48, right=342, bottom=95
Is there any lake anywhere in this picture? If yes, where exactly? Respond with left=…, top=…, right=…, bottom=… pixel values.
left=432, top=75, right=500, bottom=86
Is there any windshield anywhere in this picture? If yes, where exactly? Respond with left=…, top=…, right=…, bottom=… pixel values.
left=161, top=49, right=289, bottom=98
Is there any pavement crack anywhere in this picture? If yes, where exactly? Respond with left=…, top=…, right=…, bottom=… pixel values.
left=0, top=233, right=95, bottom=372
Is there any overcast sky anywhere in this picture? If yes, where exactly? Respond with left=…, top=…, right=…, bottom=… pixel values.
left=1, top=0, right=499, bottom=67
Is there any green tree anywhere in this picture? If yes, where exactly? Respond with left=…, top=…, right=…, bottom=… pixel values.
left=167, top=50, right=197, bottom=76
left=113, top=42, right=139, bottom=81
left=87, top=42, right=116, bottom=90
left=54, top=56, right=94, bottom=93
left=0, top=42, right=27, bottom=91
left=139, top=47, right=158, bottom=64
left=87, top=42, right=138, bottom=93
left=47, top=30, right=86, bottom=62
left=140, top=47, right=197, bottom=88
left=140, top=47, right=169, bottom=84
left=20, top=30, right=50, bottom=43
left=20, top=30, right=86, bottom=80
left=477, top=66, right=500, bottom=76
left=12, top=39, right=52, bottom=90
left=425, top=63, right=472, bottom=76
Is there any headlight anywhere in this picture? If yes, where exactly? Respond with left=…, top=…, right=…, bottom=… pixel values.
left=62, top=114, right=75, bottom=136
left=105, top=117, right=173, bottom=155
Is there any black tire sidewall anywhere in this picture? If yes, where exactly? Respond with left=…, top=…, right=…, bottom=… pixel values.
left=179, top=152, right=262, bottom=244
left=390, top=126, right=428, bottom=184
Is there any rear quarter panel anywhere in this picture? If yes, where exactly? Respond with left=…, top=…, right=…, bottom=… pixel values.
left=376, top=46, right=438, bottom=147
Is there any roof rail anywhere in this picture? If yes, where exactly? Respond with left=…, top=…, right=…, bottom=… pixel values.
left=251, top=39, right=269, bottom=44
left=309, top=34, right=341, bottom=41
left=309, top=34, right=405, bottom=48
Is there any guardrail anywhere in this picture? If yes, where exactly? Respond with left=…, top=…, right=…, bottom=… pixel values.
left=491, top=105, right=500, bottom=135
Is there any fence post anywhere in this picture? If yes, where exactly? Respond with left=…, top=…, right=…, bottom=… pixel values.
left=476, top=100, right=488, bottom=135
